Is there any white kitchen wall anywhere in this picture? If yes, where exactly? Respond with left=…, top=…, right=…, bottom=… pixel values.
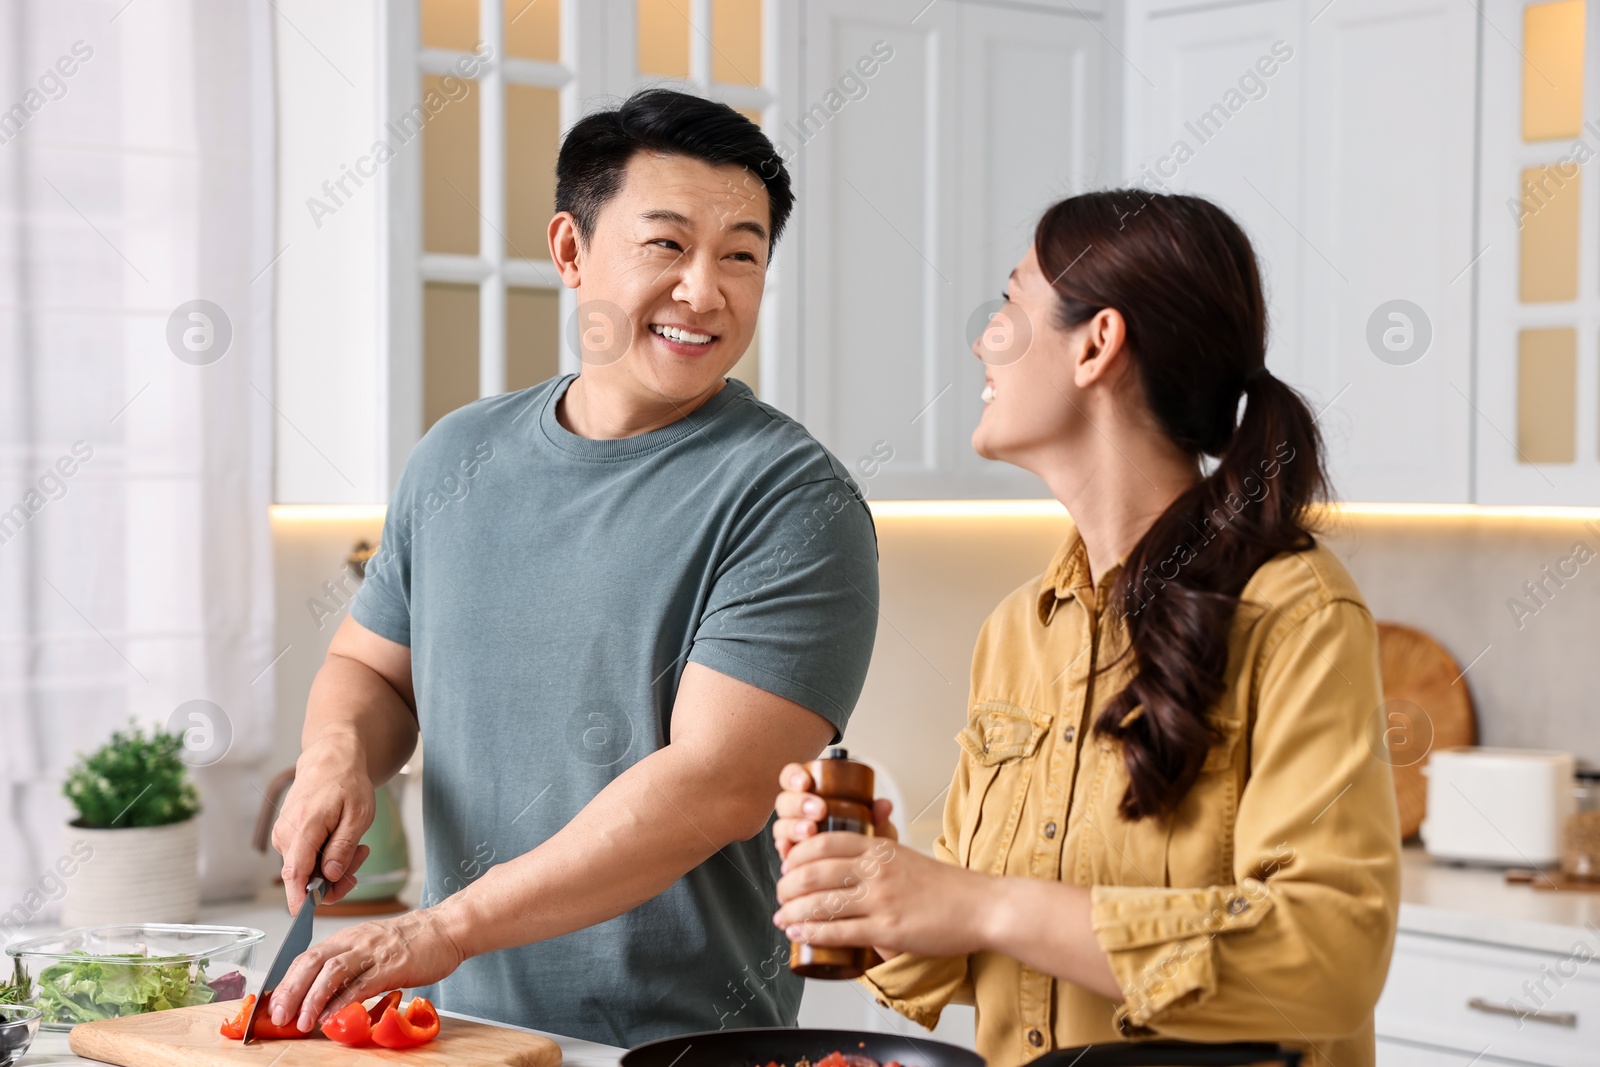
left=268, top=507, right=386, bottom=775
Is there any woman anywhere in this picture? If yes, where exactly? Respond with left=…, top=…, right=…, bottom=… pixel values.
left=772, top=191, right=1400, bottom=1067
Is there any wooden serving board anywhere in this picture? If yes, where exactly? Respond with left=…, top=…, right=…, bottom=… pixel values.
left=68, top=999, right=562, bottom=1067
left=1376, top=621, right=1477, bottom=840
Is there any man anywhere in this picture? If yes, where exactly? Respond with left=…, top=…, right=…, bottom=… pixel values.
left=265, top=89, right=880, bottom=1048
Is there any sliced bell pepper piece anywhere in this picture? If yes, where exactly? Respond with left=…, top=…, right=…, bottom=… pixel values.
left=321, top=1000, right=370, bottom=1047
left=321, top=989, right=403, bottom=1047
left=369, top=989, right=403, bottom=1023
left=219, top=997, right=249, bottom=1040
left=370, top=996, right=441, bottom=1049
left=218, top=994, right=314, bottom=1041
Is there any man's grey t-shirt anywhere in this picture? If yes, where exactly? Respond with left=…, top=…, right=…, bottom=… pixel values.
left=351, top=373, right=880, bottom=1048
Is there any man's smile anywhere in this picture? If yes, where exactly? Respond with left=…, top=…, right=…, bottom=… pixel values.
left=649, top=322, right=718, bottom=350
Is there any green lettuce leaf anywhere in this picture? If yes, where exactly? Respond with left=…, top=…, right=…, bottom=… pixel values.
left=34, top=952, right=216, bottom=1026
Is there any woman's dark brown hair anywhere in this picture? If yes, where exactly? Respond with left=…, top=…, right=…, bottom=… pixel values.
left=1033, top=189, right=1329, bottom=822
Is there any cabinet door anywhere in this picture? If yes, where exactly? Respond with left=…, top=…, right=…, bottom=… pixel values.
left=798, top=0, right=1108, bottom=499
left=1301, top=0, right=1477, bottom=503
left=1124, top=0, right=1477, bottom=503
left=1122, top=0, right=1307, bottom=412
left=1376, top=1037, right=1513, bottom=1066
left=1377, top=931, right=1600, bottom=1067
left=1475, top=0, right=1600, bottom=505
left=945, top=1, right=1108, bottom=497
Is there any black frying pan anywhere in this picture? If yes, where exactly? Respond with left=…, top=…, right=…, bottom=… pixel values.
left=1037, top=1042, right=1303, bottom=1066
left=621, top=1027, right=985, bottom=1067
left=623, top=1030, right=1303, bottom=1067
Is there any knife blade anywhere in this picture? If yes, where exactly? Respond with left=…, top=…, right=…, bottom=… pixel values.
left=242, top=874, right=328, bottom=1045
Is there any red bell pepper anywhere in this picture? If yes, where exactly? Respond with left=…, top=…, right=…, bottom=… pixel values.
left=321, top=989, right=403, bottom=1047
left=218, top=994, right=313, bottom=1041
left=370, top=996, right=441, bottom=1049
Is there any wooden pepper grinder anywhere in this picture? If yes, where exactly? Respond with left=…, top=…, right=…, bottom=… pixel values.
left=789, top=746, right=876, bottom=980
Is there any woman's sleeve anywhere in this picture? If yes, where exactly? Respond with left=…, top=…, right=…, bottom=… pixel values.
left=1089, top=597, right=1402, bottom=1042
left=856, top=757, right=975, bottom=1028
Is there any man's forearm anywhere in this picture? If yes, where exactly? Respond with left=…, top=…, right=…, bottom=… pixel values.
left=302, top=653, right=418, bottom=785
left=434, top=743, right=755, bottom=957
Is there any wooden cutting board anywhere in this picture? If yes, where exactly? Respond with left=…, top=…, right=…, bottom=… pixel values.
left=68, top=1000, right=562, bottom=1067
left=1376, top=621, right=1477, bottom=839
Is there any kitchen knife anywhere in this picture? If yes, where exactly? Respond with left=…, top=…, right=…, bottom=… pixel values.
left=242, top=873, right=328, bottom=1045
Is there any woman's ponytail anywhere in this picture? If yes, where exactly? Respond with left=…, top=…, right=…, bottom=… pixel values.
left=1034, top=192, right=1329, bottom=822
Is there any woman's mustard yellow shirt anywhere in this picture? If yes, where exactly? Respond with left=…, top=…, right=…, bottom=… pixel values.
left=861, top=523, right=1401, bottom=1067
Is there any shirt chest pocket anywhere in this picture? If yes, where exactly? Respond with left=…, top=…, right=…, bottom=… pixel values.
left=954, top=700, right=1053, bottom=872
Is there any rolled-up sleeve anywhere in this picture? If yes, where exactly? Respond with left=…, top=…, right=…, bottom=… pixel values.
left=857, top=759, right=974, bottom=1028
left=1090, top=598, right=1401, bottom=1042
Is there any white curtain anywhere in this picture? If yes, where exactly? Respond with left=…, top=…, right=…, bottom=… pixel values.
left=0, top=0, right=276, bottom=922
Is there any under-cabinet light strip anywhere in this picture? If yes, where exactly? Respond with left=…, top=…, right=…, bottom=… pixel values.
left=269, top=501, right=1600, bottom=523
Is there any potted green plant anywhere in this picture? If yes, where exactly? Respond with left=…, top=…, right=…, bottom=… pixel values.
left=60, top=722, right=202, bottom=924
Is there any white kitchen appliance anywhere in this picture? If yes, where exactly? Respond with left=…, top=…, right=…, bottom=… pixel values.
left=1419, top=747, right=1576, bottom=866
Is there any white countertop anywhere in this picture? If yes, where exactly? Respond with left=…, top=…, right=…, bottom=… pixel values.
left=1398, top=843, right=1600, bottom=954
left=16, top=892, right=625, bottom=1067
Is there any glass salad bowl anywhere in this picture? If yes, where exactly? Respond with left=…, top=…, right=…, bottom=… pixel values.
left=5, top=924, right=262, bottom=1031
left=0, top=1005, right=41, bottom=1066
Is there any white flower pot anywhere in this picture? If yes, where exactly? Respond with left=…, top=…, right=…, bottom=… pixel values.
left=60, top=818, right=200, bottom=926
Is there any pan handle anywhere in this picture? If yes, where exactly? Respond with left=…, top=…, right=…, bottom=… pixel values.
left=1036, top=1040, right=1302, bottom=1066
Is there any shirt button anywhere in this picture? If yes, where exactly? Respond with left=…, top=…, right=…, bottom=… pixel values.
left=1027, top=1028, right=1044, bottom=1047
left=1044, top=821, right=1058, bottom=839
left=1227, top=896, right=1249, bottom=915
left=1063, top=726, right=1076, bottom=743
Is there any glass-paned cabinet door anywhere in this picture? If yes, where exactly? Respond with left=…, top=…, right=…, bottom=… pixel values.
left=1523, top=0, right=1584, bottom=140
left=505, top=0, right=559, bottom=62
left=421, top=72, right=480, bottom=257
left=424, top=282, right=480, bottom=431
left=505, top=85, right=559, bottom=260
left=422, top=0, right=477, bottom=51
left=637, top=0, right=690, bottom=78
left=415, top=0, right=567, bottom=432
left=1477, top=0, right=1600, bottom=503
left=508, top=287, right=562, bottom=391
left=1518, top=327, right=1578, bottom=463
left=711, top=0, right=762, bottom=86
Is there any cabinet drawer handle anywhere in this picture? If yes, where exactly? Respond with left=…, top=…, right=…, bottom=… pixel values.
left=1466, top=997, right=1577, bottom=1028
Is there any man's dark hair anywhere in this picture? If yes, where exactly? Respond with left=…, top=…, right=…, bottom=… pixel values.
left=555, top=88, right=794, bottom=250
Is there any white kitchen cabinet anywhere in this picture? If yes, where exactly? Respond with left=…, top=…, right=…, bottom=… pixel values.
left=1300, top=0, right=1479, bottom=504
left=796, top=0, right=1113, bottom=499
left=1122, top=0, right=1306, bottom=380
left=1376, top=1036, right=1516, bottom=1066
left=1122, top=0, right=1478, bottom=504
left=294, top=1, right=1562, bottom=507
left=1474, top=0, right=1600, bottom=506
left=1376, top=930, right=1600, bottom=1067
